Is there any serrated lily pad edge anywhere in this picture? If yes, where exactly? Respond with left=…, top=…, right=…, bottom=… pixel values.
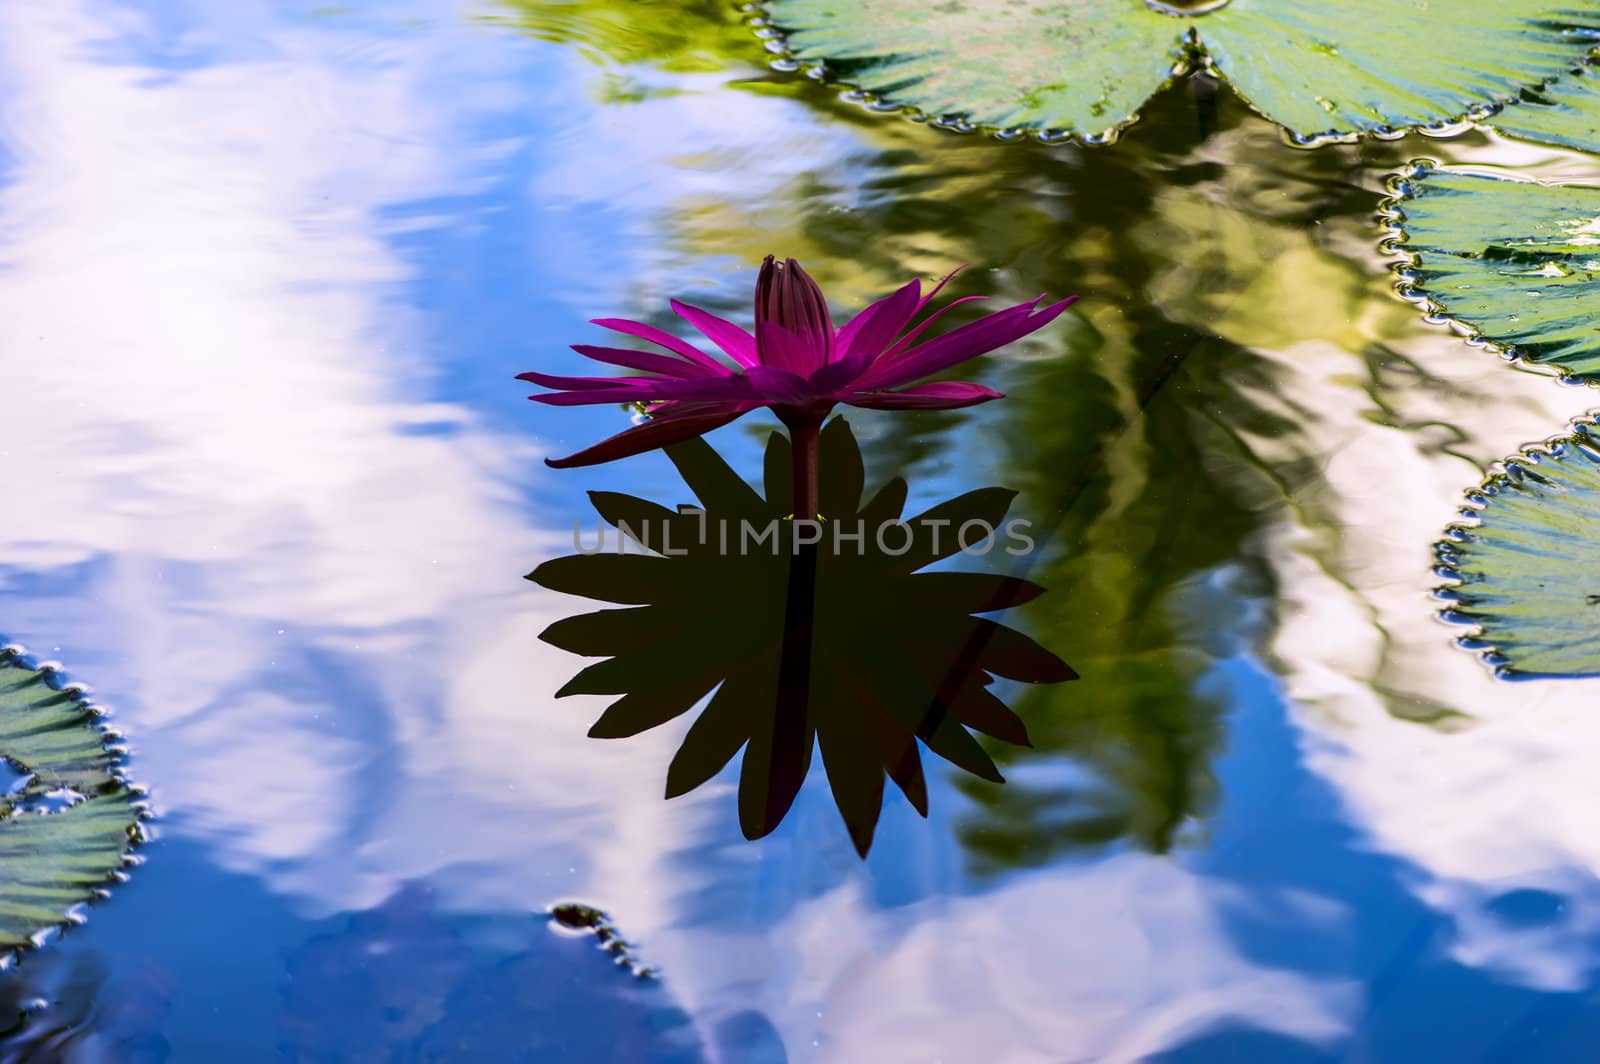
left=1377, top=159, right=1598, bottom=385
left=0, top=639, right=152, bottom=969
left=1432, top=415, right=1600, bottom=679
left=747, top=2, right=1193, bottom=145
left=752, top=6, right=1600, bottom=147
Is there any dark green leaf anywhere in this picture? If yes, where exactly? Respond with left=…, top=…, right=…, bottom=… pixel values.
left=0, top=653, right=140, bottom=951
left=1389, top=165, right=1600, bottom=383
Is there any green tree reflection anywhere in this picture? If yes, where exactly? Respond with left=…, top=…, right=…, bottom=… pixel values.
left=497, top=0, right=1424, bottom=871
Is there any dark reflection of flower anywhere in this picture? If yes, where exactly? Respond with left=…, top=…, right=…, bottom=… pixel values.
left=529, top=417, right=1075, bottom=855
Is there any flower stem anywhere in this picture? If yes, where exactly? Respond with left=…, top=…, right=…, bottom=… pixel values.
left=789, top=419, right=821, bottom=520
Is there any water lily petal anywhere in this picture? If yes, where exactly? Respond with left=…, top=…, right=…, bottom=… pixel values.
left=808, top=351, right=875, bottom=393
left=670, top=300, right=760, bottom=367
left=756, top=321, right=826, bottom=374
left=517, top=369, right=672, bottom=392
left=834, top=278, right=921, bottom=361
left=531, top=389, right=678, bottom=407
left=884, top=294, right=989, bottom=359
left=844, top=381, right=1005, bottom=410
left=859, top=296, right=1077, bottom=390
left=528, top=375, right=759, bottom=407
left=571, top=344, right=726, bottom=378
left=744, top=364, right=816, bottom=405
left=545, top=410, right=748, bottom=469
left=754, top=256, right=834, bottom=365
left=915, top=265, right=966, bottom=312
left=646, top=398, right=760, bottom=419
left=591, top=316, right=725, bottom=371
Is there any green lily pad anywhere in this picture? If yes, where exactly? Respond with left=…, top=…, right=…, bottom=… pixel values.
left=1490, top=64, right=1600, bottom=153
left=761, top=0, right=1600, bottom=141
left=0, top=648, right=142, bottom=954
left=762, top=0, right=1185, bottom=140
left=1386, top=165, right=1600, bottom=383
left=1437, top=419, right=1600, bottom=677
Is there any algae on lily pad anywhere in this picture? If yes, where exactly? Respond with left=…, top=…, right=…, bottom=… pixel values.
left=1437, top=420, right=1600, bottom=677
left=761, top=0, right=1600, bottom=141
left=1386, top=165, right=1600, bottom=383
left=0, top=649, right=141, bottom=953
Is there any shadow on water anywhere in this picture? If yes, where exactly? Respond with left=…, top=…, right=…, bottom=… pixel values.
left=530, top=418, right=1075, bottom=857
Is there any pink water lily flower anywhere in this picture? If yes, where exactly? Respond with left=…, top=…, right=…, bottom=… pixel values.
left=521, top=257, right=1077, bottom=477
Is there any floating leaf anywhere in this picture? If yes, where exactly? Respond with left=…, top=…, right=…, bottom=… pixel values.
left=1387, top=165, right=1600, bottom=383
left=1491, top=63, right=1600, bottom=153
left=0, top=648, right=141, bottom=953
left=762, top=0, right=1600, bottom=142
left=765, top=0, right=1185, bottom=139
left=1437, top=420, right=1600, bottom=677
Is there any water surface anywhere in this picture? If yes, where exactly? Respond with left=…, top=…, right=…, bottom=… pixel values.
left=4, top=1, right=1600, bottom=1059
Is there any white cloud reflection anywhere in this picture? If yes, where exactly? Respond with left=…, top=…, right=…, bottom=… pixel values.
left=1224, top=136, right=1600, bottom=989
left=0, top=0, right=611, bottom=909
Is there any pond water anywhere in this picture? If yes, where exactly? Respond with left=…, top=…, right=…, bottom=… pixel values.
left=4, top=1, right=1600, bottom=1060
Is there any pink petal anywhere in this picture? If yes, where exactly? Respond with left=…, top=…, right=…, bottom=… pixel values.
left=743, top=365, right=815, bottom=405
left=883, top=295, right=989, bottom=359
left=591, top=317, right=724, bottom=372
left=517, top=369, right=673, bottom=392
left=671, top=301, right=759, bottom=367
left=545, top=410, right=748, bottom=469
left=530, top=388, right=677, bottom=407
left=527, top=375, right=757, bottom=407
left=754, top=256, right=835, bottom=363
left=647, top=398, right=760, bottom=419
left=857, top=297, right=1077, bottom=390
left=917, top=265, right=967, bottom=311
left=807, top=351, right=874, bottom=393
left=756, top=322, right=827, bottom=375
left=571, top=345, right=725, bottom=379
left=834, top=279, right=921, bottom=361
left=843, top=381, right=1005, bottom=410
